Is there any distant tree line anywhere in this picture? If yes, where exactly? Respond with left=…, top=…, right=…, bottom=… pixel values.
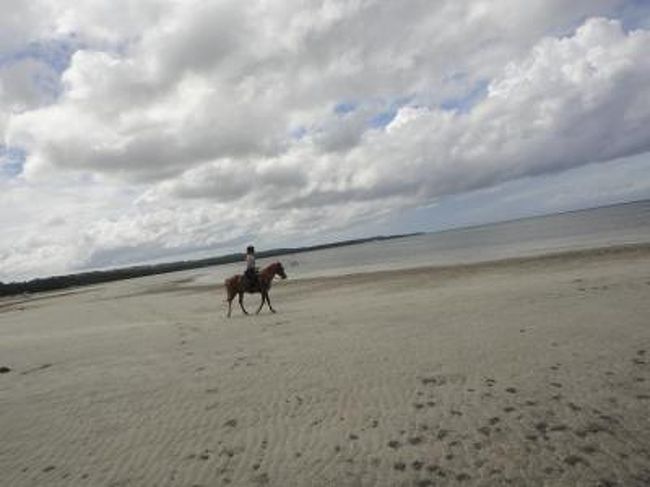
left=0, top=233, right=422, bottom=297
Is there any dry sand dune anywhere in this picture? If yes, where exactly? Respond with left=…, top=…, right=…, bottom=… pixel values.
left=1, top=246, right=649, bottom=486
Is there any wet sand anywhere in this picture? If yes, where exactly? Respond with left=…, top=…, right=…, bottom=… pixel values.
left=1, top=245, right=649, bottom=486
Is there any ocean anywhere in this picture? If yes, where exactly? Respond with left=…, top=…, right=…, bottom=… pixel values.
left=187, top=200, right=650, bottom=285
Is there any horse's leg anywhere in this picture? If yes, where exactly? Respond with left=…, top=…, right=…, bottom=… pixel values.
left=255, top=292, right=265, bottom=315
left=265, top=291, right=276, bottom=313
left=226, top=285, right=235, bottom=318
left=238, top=291, right=249, bottom=315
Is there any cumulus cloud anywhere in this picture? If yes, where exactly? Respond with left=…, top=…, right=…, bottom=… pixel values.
left=1, top=0, right=650, bottom=280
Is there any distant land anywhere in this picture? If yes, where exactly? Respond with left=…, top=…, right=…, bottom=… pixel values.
left=0, top=233, right=423, bottom=297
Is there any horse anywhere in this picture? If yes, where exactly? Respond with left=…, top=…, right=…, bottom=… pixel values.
left=224, top=261, right=287, bottom=318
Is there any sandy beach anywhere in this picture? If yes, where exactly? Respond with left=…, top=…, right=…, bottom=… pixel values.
left=1, top=245, right=649, bottom=487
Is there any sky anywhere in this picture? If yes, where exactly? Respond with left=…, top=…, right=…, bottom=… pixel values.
left=2, top=0, right=650, bottom=281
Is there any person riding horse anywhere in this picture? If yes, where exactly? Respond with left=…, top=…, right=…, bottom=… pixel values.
left=225, top=260, right=287, bottom=317
left=243, top=245, right=259, bottom=291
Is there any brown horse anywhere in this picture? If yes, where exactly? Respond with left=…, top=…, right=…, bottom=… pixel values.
left=225, top=261, right=287, bottom=317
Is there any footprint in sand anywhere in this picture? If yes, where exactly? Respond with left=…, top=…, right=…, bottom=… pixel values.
left=412, top=460, right=424, bottom=470
left=580, top=445, right=598, bottom=455
left=252, top=473, right=270, bottom=485
left=564, top=454, right=588, bottom=467
left=534, top=421, right=548, bottom=433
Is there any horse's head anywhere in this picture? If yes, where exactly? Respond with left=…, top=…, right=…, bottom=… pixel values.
left=274, top=261, right=287, bottom=279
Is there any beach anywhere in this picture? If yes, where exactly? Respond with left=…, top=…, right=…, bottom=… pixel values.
left=1, top=245, right=649, bottom=486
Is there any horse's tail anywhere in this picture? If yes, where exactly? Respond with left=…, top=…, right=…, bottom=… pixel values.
left=224, top=275, right=238, bottom=300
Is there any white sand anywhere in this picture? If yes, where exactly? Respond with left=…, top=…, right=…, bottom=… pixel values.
left=1, top=245, right=649, bottom=486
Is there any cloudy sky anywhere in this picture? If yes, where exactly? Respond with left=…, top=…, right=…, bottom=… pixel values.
left=2, top=0, right=650, bottom=281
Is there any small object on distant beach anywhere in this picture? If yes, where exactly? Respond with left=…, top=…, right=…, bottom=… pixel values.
left=0, top=366, right=11, bottom=373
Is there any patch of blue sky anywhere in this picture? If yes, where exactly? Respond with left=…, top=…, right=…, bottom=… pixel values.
left=369, top=108, right=398, bottom=128
left=290, top=126, right=308, bottom=140
left=0, top=145, right=26, bottom=178
left=617, top=0, right=650, bottom=31
left=367, top=96, right=413, bottom=129
left=0, top=37, right=85, bottom=102
left=0, top=36, right=82, bottom=73
left=440, top=79, right=488, bottom=114
left=334, top=101, right=357, bottom=115
left=32, top=68, right=61, bottom=100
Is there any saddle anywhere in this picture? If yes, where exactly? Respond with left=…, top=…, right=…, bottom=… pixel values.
left=242, top=268, right=260, bottom=292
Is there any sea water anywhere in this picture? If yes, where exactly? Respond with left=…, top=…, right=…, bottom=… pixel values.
left=190, top=200, right=650, bottom=284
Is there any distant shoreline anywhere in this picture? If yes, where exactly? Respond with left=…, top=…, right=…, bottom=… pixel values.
left=0, top=232, right=422, bottom=297
left=2, top=197, right=648, bottom=297
left=3, top=241, right=649, bottom=302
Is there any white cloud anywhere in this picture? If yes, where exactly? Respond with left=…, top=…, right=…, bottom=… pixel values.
left=1, top=1, right=650, bottom=280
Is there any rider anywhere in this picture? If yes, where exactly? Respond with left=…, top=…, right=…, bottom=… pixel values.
left=244, top=245, right=258, bottom=290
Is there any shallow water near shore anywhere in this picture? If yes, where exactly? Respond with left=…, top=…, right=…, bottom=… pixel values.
left=189, top=199, right=650, bottom=284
